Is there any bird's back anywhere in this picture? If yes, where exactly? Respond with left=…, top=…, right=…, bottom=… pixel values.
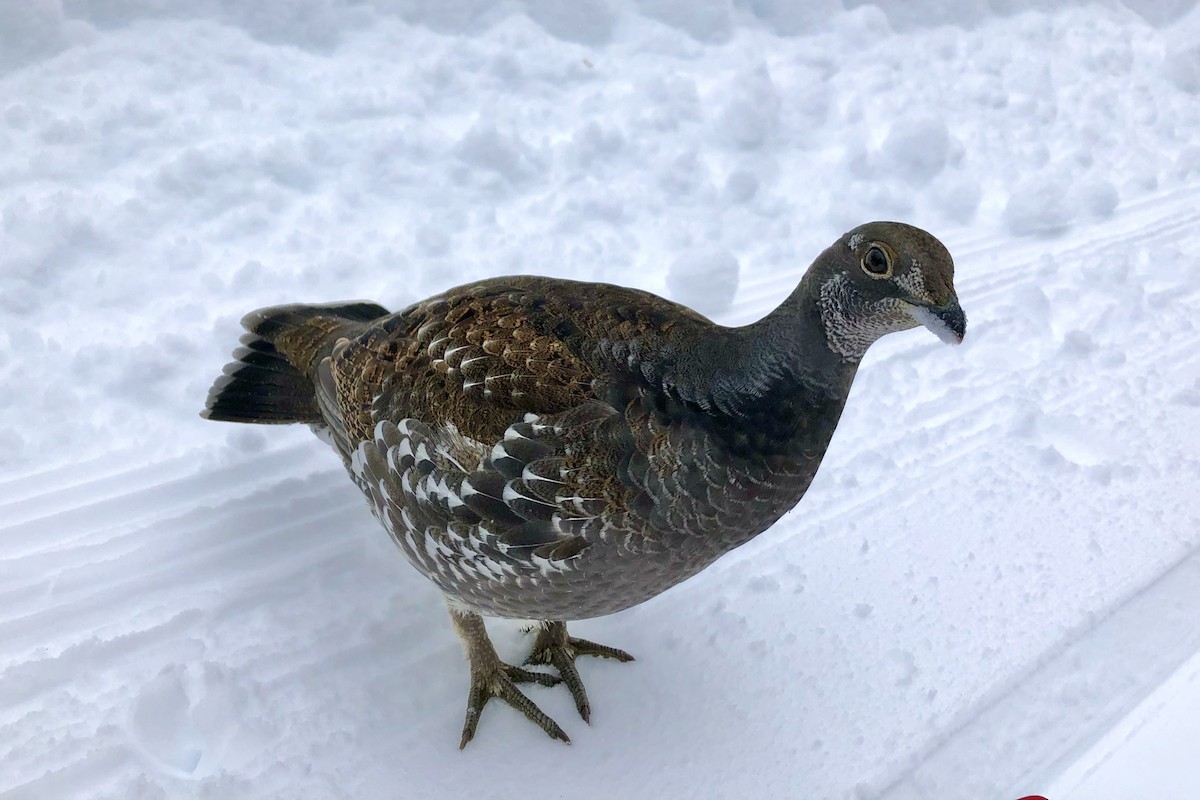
left=324, top=275, right=712, bottom=449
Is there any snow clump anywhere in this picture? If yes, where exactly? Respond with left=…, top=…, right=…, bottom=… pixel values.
left=881, top=117, right=953, bottom=186
left=1003, top=175, right=1080, bottom=236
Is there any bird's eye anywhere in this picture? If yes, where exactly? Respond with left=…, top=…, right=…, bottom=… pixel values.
left=861, top=245, right=892, bottom=278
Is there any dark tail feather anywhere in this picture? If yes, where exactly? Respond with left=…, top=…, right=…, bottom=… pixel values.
left=202, top=300, right=390, bottom=425
left=202, top=335, right=322, bottom=423
left=241, top=301, right=392, bottom=339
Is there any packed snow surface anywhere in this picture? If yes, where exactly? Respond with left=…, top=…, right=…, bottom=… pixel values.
left=2, top=1, right=1199, bottom=798
left=1048, top=645, right=1200, bottom=799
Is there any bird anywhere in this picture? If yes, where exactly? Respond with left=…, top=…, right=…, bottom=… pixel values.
left=202, top=220, right=966, bottom=748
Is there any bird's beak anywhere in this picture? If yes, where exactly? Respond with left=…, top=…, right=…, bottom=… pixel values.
left=907, top=295, right=966, bottom=345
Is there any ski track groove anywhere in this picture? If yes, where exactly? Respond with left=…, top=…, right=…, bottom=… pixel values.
left=0, top=444, right=327, bottom=563
left=0, top=449, right=191, bottom=508
left=0, top=527, right=386, bottom=742
left=0, top=484, right=355, bottom=618
left=0, top=449, right=238, bottom=530
left=246, top=619, right=442, bottom=695
left=874, top=522, right=1200, bottom=800
left=0, top=608, right=207, bottom=728
left=0, top=492, right=363, bottom=662
left=1, top=745, right=131, bottom=800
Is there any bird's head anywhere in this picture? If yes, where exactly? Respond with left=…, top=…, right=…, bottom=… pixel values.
left=812, top=221, right=966, bottom=360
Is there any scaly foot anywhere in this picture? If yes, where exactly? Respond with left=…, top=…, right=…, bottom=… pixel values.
left=449, top=607, right=569, bottom=748
left=525, top=621, right=635, bottom=724
left=460, top=662, right=567, bottom=749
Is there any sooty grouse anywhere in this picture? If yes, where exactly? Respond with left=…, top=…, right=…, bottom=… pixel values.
left=203, top=221, right=966, bottom=747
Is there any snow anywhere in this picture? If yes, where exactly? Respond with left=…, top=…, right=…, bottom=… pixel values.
left=667, top=248, right=740, bottom=315
left=1049, top=647, right=1200, bottom=800
left=1003, top=176, right=1080, bottom=236
left=2, top=1, right=1200, bottom=798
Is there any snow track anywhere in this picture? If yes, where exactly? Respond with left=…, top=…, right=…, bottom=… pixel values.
left=0, top=187, right=1196, bottom=798
left=885, top=531, right=1200, bottom=800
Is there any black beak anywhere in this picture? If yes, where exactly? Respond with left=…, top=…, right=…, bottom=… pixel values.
left=909, top=295, right=967, bottom=345
left=934, top=297, right=967, bottom=343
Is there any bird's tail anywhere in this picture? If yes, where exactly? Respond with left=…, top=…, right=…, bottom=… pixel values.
left=201, top=301, right=390, bottom=425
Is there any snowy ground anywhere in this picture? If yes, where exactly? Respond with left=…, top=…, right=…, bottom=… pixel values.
left=2, top=1, right=1200, bottom=798
left=1048, top=644, right=1200, bottom=799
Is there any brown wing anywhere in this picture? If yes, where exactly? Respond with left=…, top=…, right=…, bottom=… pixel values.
left=324, top=274, right=711, bottom=448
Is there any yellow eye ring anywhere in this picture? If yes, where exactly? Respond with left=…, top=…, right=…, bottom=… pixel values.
left=860, top=244, right=893, bottom=279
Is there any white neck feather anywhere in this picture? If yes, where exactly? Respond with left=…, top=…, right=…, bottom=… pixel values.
left=817, top=273, right=917, bottom=361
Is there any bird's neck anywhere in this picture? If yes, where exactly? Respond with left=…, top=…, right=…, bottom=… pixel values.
left=745, top=268, right=862, bottom=389
left=664, top=269, right=860, bottom=430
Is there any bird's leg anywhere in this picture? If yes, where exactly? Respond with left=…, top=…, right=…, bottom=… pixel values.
left=525, top=621, right=635, bottom=724
left=447, top=606, right=569, bottom=748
